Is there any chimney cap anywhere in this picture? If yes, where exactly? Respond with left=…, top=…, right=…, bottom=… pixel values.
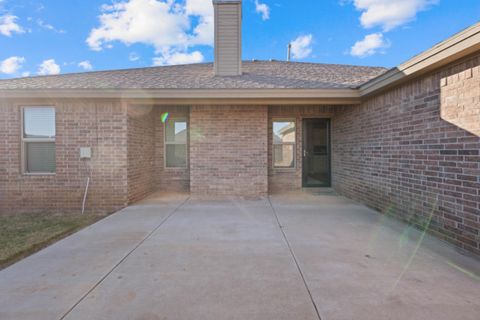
left=213, top=0, right=242, bottom=3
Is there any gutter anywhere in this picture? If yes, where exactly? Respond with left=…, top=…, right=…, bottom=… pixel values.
left=360, top=21, right=480, bottom=97
left=0, top=88, right=361, bottom=105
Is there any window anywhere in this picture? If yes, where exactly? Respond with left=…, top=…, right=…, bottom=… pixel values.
left=22, top=107, right=56, bottom=174
left=273, top=120, right=296, bottom=168
left=165, top=118, right=187, bottom=168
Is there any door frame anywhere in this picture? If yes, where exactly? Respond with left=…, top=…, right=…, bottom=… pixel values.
left=302, top=118, right=332, bottom=188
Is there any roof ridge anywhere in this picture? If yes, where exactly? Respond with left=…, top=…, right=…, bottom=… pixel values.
left=0, top=60, right=388, bottom=91
left=245, top=59, right=387, bottom=69
left=0, top=61, right=387, bottom=83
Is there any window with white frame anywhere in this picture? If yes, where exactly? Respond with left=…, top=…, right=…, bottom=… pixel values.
left=22, top=107, right=56, bottom=173
left=273, top=120, right=296, bottom=168
left=165, top=118, right=187, bottom=168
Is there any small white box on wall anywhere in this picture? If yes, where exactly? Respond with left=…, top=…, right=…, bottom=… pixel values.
left=80, top=147, right=92, bottom=159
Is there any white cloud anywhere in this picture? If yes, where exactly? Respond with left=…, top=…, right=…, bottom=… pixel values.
left=0, top=56, right=25, bottom=74
left=351, top=0, right=438, bottom=31
left=37, top=19, right=66, bottom=33
left=153, top=50, right=204, bottom=66
left=38, top=59, right=61, bottom=75
left=78, top=60, right=93, bottom=71
left=185, top=0, right=214, bottom=45
left=255, top=0, right=270, bottom=21
left=350, top=32, right=390, bottom=57
left=0, top=14, right=24, bottom=36
left=87, top=0, right=213, bottom=62
left=129, top=52, right=140, bottom=61
left=291, top=34, right=313, bottom=60
left=21, top=71, right=30, bottom=77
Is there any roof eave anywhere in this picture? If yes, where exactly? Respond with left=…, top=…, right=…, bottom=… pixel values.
left=0, top=88, right=361, bottom=105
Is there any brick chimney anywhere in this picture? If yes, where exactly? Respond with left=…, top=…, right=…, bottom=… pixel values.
left=213, top=0, right=242, bottom=76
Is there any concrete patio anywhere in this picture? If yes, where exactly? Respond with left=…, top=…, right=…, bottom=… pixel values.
left=0, top=192, right=479, bottom=320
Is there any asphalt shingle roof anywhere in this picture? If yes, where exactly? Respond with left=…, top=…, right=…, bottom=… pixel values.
left=0, top=61, right=387, bottom=90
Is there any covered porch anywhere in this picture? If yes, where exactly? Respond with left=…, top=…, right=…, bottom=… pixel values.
left=126, top=103, right=346, bottom=202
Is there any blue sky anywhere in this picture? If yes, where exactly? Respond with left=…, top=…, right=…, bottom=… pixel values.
left=0, top=0, right=479, bottom=79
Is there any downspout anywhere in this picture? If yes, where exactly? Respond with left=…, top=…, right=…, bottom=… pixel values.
left=80, top=148, right=92, bottom=214
left=81, top=176, right=90, bottom=215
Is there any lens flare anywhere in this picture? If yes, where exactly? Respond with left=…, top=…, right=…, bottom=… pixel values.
left=365, top=204, right=395, bottom=252
left=190, top=127, right=206, bottom=142
left=389, top=196, right=438, bottom=293
left=446, top=261, right=480, bottom=281
left=398, top=226, right=414, bottom=248
left=161, top=112, right=169, bottom=123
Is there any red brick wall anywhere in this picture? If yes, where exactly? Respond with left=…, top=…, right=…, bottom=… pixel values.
left=332, top=53, right=480, bottom=255
left=190, top=105, right=268, bottom=197
left=441, top=59, right=480, bottom=137
left=0, top=99, right=128, bottom=214
left=268, top=106, right=335, bottom=193
left=127, top=105, right=156, bottom=203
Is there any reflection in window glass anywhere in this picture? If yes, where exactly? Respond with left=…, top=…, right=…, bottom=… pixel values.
left=165, top=118, right=188, bottom=168
left=273, top=120, right=295, bottom=168
left=273, top=122, right=295, bottom=143
left=165, top=120, right=187, bottom=143
left=274, top=144, right=294, bottom=168
left=24, top=107, right=56, bottom=138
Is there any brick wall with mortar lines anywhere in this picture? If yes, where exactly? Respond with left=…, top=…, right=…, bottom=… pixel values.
left=0, top=99, right=128, bottom=214
left=440, top=58, right=480, bottom=137
left=332, top=53, right=480, bottom=255
left=154, top=106, right=190, bottom=193
left=268, top=105, right=336, bottom=193
left=189, top=105, right=268, bottom=197
left=127, top=105, right=156, bottom=203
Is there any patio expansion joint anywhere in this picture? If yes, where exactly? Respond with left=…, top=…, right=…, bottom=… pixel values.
left=57, top=196, right=191, bottom=320
left=267, top=197, right=323, bottom=320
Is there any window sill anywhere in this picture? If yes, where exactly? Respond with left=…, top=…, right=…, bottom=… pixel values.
left=272, top=167, right=297, bottom=172
left=22, top=173, right=56, bottom=176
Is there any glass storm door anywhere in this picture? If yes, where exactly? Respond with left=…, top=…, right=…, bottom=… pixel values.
left=302, top=119, right=331, bottom=187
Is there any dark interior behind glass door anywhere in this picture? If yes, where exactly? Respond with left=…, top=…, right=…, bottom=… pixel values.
left=302, top=119, right=331, bottom=187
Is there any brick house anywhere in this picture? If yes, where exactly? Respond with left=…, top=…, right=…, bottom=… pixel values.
left=0, top=1, right=479, bottom=255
